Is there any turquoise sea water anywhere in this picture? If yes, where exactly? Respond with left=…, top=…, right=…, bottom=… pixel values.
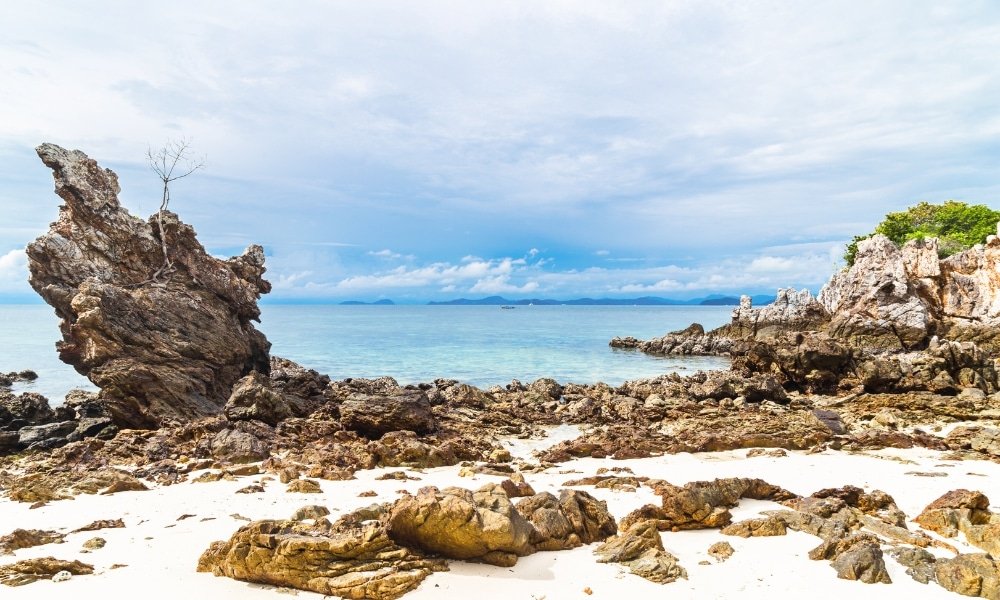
left=0, top=304, right=732, bottom=402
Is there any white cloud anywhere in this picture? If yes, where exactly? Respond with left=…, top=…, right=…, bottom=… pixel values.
left=0, top=248, right=30, bottom=293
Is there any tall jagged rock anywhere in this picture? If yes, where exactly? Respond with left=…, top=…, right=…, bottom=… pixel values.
left=26, top=143, right=271, bottom=426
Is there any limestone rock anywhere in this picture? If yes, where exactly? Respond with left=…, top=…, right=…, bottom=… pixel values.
left=26, top=143, right=271, bottom=427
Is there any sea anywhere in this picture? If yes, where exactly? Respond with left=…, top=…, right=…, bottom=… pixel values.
left=0, top=304, right=733, bottom=403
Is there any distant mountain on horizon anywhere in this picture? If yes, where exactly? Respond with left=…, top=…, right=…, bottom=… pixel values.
left=338, top=299, right=396, bottom=305
left=426, top=294, right=775, bottom=306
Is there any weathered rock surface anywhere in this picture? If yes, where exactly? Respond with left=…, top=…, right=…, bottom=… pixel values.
left=515, top=489, right=618, bottom=552
left=935, top=554, right=1000, bottom=600
left=26, top=143, right=271, bottom=427
left=198, top=508, right=448, bottom=600
left=0, top=557, right=93, bottom=586
left=0, top=529, right=65, bottom=554
left=386, top=484, right=535, bottom=566
left=915, top=489, right=1000, bottom=557
left=621, top=478, right=796, bottom=532
left=594, top=520, right=687, bottom=584
left=340, top=390, right=436, bottom=439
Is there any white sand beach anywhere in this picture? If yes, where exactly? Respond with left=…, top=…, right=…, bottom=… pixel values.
left=3, top=436, right=997, bottom=600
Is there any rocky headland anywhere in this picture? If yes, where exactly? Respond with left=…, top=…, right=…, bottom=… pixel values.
left=1, top=145, right=999, bottom=599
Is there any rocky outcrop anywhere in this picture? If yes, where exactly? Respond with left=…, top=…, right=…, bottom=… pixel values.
left=27, top=143, right=271, bottom=427
left=724, top=288, right=830, bottom=339
left=203, top=484, right=617, bottom=596
left=610, top=323, right=734, bottom=356
left=198, top=507, right=448, bottom=600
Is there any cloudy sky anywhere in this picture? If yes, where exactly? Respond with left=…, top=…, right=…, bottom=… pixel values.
left=2, top=1, right=999, bottom=302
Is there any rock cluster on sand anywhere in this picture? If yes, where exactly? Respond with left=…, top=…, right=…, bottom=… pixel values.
left=199, top=483, right=617, bottom=598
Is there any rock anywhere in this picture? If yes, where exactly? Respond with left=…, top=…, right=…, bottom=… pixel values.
left=0, top=529, right=65, bottom=554
left=915, top=489, right=1000, bottom=556
left=286, top=479, right=322, bottom=494
left=224, top=371, right=293, bottom=426
left=340, top=390, right=436, bottom=439
left=516, top=489, right=618, bottom=551
left=26, top=143, right=271, bottom=427
left=610, top=322, right=734, bottom=357
left=208, top=428, right=270, bottom=464
left=809, top=533, right=892, bottom=584
left=626, top=478, right=796, bottom=531
left=16, top=420, right=77, bottom=449
left=81, top=537, right=105, bottom=550
left=888, top=547, right=937, bottom=584
left=820, top=236, right=934, bottom=350
left=935, top=554, right=1000, bottom=599
left=198, top=511, right=447, bottom=600
left=708, top=541, right=734, bottom=562
left=290, top=505, right=330, bottom=521
left=720, top=516, right=787, bottom=537
left=51, top=570, right=72, bottom=582
left=386, top=484, right=534, bottom=566
left=725, top=288, right=830, bottom=339
left=71, top=519, right=124, bottom=533
left=0, top=392, right=56, bottom=431
left=500, top=478, right=536, bottom=498
left=594, top=521, right=687, bottom=584
left=0, top=557, right=93, bottom=586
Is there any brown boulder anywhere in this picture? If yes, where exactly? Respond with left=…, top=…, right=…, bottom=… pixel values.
left=340, top=390, right=436, bottom=439
left=386, top=484, right=534, bottom=566
left=935, top=554, right=1000, bottom=599
left=516, top=489, right=617, bottom=551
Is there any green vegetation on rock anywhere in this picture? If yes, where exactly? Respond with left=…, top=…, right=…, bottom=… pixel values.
left=845, top=201, right=1000, bottom=266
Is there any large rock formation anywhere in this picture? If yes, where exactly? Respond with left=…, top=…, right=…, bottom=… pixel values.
left=26, top=144, right=271, bottom=426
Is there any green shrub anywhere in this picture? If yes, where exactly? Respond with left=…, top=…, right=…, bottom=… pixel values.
left=844, top=201, right=1000, bottom=266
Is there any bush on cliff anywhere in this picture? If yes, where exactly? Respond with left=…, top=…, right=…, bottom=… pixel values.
left=845, top=200, right=1000, bottom=266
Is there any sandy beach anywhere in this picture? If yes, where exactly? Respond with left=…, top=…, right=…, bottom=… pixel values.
left=3, top=428, right=998, bottom=600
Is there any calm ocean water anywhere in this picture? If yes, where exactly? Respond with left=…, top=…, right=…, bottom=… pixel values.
left=0, top=304, right=732, bottom=402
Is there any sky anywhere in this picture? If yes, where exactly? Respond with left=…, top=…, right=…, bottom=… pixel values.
left=2, top=1, right=1000, bottom=303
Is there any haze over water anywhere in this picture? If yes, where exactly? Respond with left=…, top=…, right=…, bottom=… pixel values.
left=1, top=304, right=732, bottom=401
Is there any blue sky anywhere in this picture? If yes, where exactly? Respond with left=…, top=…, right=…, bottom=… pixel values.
left=2, top=1, right=1000, bottom=302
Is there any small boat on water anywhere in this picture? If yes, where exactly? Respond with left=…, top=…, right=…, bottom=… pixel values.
left=500, top=305, right=516, bottom=310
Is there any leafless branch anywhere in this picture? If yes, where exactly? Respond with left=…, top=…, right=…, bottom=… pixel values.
left=142, top=139, right=206, bottom=284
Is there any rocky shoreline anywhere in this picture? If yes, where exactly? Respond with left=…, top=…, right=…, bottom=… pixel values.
left=1, top=144, right=999, bottom=599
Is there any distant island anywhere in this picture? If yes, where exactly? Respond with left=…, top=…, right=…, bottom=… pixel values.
left=338, top=299, right=396, bottom=305
left=426, top=294, right=776, bottom=306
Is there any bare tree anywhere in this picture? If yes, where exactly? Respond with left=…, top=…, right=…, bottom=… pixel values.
left=146, top=139, right=204, bottom=282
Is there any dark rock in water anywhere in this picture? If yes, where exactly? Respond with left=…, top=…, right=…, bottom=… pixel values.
left=26, top=143, right=271, bottom=427
left=340, top=390, right=436, bottom=439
